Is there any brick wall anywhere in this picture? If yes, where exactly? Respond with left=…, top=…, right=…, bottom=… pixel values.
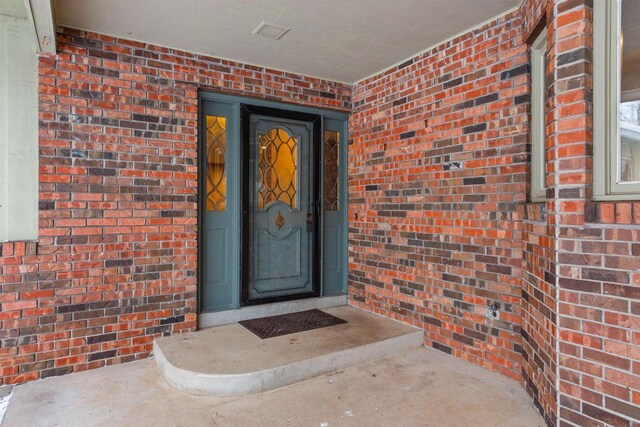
left=552, top=1, right=640, bottom=425
left=521, top=0, right=552, bottom=37
left=521, top=201, right=558, bottom=426
left=349, top=10, right=529, bottom=382
left=0, top=28, right=350, bottom=385
left=350, top=0, right=640, bottom=425
left=518, top=0, right=558, bottom=425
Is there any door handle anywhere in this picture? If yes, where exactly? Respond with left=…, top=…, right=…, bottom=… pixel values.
left=306, top=213, right=313, bottom=232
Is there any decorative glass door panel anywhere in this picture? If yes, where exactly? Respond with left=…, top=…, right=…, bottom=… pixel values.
left=258, top=128, right=298, bottom=209
left=324, top=130, right=339, bottom=211
left=205, top=116, right=227, bottom=211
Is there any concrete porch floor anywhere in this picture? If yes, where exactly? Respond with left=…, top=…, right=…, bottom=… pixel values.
left=2, top=347, right=544, bottom=427
left=154, top=306, right=424, bottom=396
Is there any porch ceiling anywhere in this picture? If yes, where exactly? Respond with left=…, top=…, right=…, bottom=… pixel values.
left=53, top=0, right=521, bottom=83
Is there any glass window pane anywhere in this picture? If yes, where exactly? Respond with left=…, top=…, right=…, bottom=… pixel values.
left=324, top=130, right=339, bottom=211
left=618, top=0, right=640, bottom=183
left=205, top=115, right=227, bottom=211
left=257, top=128, right=298, bottom=209
left=530, top=29, right=547, bottom=200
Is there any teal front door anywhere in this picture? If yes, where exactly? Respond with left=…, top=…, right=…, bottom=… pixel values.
left=242, top=106, right=320, bottom=304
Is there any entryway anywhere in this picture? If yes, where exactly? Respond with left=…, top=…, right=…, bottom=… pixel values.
left=199, top=93, right=348, bottom=318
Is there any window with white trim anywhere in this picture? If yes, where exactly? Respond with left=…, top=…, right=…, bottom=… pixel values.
left=531, top=28, right=548, bottom=201
left=594, top=0, right=640, bottom=199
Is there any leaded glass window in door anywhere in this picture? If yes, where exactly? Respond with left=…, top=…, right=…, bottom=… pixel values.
left=205, top=116, right=227, bottom=211
left=257, top=128, right=298, bottom=209
left=324, top=130, right=339, bottom=211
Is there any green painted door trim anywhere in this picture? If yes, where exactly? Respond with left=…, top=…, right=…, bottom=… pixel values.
left=200, top=92, right=349, bottom=120
left=198, top=91, right=349, bottom=313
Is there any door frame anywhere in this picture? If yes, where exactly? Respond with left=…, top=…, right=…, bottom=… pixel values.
left=197, top=91, right=349, bottom=315
left=240, top=104, right=322, bottom=306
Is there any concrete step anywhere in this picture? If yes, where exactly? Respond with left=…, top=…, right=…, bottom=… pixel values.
left=154, top=306, right=424, bottom=396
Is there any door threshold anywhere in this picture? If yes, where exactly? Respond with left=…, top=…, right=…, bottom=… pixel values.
left=198, top=295, right=347, bottom=329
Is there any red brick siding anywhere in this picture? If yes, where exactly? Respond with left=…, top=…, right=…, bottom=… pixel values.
left=553, top=1, right=640, bottom=425
left=349, top=11, right=528, bottom=382
left=0, top=28, right=350, bottom=385
left=521, top=201, right=558, bottom=426
left=521, top=0, right=552, bottom=38
left=519, top=1, right=559, bottom=425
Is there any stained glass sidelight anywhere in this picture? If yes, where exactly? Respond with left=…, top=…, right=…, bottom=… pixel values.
left=205, top=116, right=227, bottom=211
left=258, top=128, right=298, bottom=209
left=324, top=130, right=339, bottom=211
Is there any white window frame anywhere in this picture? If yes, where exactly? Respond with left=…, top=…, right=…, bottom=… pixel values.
left=593, top=0, right=640, bottom=199
left=531, top=28, right=548, bottom=202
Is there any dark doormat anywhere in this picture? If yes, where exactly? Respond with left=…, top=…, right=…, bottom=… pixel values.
left=239, top=309, right=347, bottom=339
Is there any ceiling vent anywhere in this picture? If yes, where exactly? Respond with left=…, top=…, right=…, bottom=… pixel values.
left=252, top=21, right=291, bottom=40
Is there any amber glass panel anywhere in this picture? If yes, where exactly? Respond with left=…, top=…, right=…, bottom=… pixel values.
left=324, top=130, right=339, bottom=211
left=258, top=128, right=298, bottom=209
left=205, top=116, right=227, bottom=211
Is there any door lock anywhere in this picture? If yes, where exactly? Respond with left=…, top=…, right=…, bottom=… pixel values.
left=306, top=213, right=313, bottom=232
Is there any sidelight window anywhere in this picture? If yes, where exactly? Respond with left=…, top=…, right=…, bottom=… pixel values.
left=205, top=115, right=227, bottom=211
left=324, top=130, right=340, bottom=210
